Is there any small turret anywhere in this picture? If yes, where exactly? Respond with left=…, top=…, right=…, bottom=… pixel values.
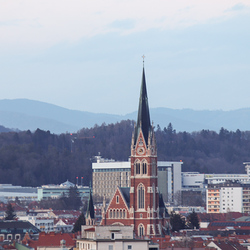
left=85, top=183, right=95, bottom=226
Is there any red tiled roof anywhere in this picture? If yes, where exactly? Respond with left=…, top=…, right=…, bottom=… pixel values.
left=29, top=232, right=75, bottom=250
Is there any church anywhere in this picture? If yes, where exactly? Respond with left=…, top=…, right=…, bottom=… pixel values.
left=100, top=65, right=169, bottom=237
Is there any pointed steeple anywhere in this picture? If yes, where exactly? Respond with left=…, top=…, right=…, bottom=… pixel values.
left=134, top=66, right=151, bottom=145
left=85, top=186, right=95, bottom=225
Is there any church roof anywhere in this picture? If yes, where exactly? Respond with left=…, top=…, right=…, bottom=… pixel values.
left=159, top=193, right=169, bottom=218
left=134, top=67, right=151, bottom=145
left=86, top=189, right=95, bottom=219
left=119, top=187, right=130, bottom=207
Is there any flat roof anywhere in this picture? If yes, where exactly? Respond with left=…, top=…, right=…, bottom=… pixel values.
left=93, top=161, right=183, bottom=169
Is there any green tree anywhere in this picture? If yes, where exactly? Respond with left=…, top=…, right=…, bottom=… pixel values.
left=170, top=212, right=185, bottom=232
left=5, top=203, right=16, bottom=220
left=72, top=212, right=86, bottom=233
left=187, top=210, right=200, bottom=229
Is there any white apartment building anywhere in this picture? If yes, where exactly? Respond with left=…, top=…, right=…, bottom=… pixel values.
left=206, top=182, right=243, bottom=213
left=18, top=216, right=54, bottom=232
left=220, top=186, right=242, bottom=213
left=77, top=225, right=157, bottom=250
left=182, top=172, right=205, bottom=189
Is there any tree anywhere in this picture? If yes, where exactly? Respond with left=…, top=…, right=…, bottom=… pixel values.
left=72, top=212, right=86, bottom=233
left=187, top=210, right=200, bottom=229
left=68, top=186, right=82, bottom=210
left=5, top=203, right=16, bottom=220
left=170, top=212, right=185, bottom=232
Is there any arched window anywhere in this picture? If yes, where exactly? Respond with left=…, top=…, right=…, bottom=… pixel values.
left=123, top=209, right=126, bottom=218
left=138, top=224, right=144, bottom=237
left=136, top=162, right=140, bottom=174
left=120, top=209, right=122, bottom=218
left=138, top=183, right=145, bottom=209
left=142, top=162, right=147, bottom=174
left=110, top=209, right=112, bottom=219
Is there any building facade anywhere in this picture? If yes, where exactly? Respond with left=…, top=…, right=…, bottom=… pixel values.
left=77, top=225, right=155, bottom=250
left=37, top=180, right=89, bottom=201
left=206, top=182, right=244, bottom=213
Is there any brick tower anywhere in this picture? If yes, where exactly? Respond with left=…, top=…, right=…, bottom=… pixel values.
left=129, top=66, right=163, bottom=236
left=100, top=65, right=169, bottom=237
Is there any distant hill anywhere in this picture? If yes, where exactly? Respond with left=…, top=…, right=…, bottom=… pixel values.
left=0, top=125, right=13, bottom=133
left=0, top=99, right=250, bottom=133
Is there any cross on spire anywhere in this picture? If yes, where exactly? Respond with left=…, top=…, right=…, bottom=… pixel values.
left=142, top=55, right=145, bottom=66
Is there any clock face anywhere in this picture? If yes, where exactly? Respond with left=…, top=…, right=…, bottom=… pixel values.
left=137, top=147, right=145, bottom=155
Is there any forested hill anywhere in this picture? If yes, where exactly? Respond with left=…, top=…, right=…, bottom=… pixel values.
left=0, top=120, right=249, bottom=187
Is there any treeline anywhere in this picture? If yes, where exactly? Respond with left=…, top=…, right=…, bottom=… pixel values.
left=0, top=120, right=249, bottom=187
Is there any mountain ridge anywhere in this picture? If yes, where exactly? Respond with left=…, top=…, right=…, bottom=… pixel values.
left=1, top=99, right=250, bottom=134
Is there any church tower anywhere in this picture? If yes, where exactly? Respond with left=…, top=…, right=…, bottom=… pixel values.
left=130, top=66, right=161, bottom=237
left=100, top=63, right=169, bottom=236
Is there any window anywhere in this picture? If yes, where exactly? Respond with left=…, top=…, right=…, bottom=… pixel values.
left=142, top=162, right=147, bottom=174
left=110, top=209, right=112, bottom=218
left=109, top=245, right=113, bottom=250
left=138, top=184, right=145, bottom=209
left=138, top=224, right=144, bottom=237
left=116, top=195, right=119, bottom=204
left=111, top=233, right=115, bottom=240
left=128, top=246, right=132, bottom=250
left=136, top=162, right=140, bottom=174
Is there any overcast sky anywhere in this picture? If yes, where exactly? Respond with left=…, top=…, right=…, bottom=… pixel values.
left=0, top=0, right=250, bottom=115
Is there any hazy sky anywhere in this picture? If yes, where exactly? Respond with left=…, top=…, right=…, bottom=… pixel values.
left=0, top=1, right=250, bottom=115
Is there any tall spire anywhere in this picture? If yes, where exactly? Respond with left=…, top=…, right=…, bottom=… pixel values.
left=85, top=187, right=95, bottom=225
left=134, top=65, right=151, bottom=145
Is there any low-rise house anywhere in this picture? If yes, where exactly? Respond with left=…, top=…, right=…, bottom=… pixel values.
left=77, top=225, right=157, bottom=250
left=207, top=240, right=247, bottom=250
left=18, top=216, right=54, bottom=233
left=23, top=232, right=75, bottom=250
left=54, top=219, right=74, bottom=233
left=0, top=221, right=40, bottom=242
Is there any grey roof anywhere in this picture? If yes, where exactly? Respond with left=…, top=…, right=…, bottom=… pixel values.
left=0, top=220, right=40, bottom=233
left=134, top=67, right=151, bottom=145
left=119, top=187, right=130, bottom=207
left=159, top=193, right=169, bottom=218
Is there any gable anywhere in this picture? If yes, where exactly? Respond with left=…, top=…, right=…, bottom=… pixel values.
left=106, top=187, right=129, bottom=211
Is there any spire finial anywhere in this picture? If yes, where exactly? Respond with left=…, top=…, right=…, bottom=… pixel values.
left=142, top=55, right=145, bottom=66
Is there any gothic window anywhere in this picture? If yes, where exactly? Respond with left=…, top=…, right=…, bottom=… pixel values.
left=109, top=209, right=112, bottom=218
left=120, top=209, right=122, bottom=218
left=116, top=195, right=119, bottom=204
left=135, top=162, right=140, bottom=175
left=138, top=183, right=145, bottom=209
left=142, top=162, right=147, bottom=174
left=123, top=209, right=126, bottom=218
left=138, top=224, right=144, bottom=237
